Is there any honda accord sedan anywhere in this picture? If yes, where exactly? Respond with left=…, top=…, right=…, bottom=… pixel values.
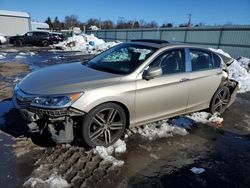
left=13, top=39, right=239, bottom=147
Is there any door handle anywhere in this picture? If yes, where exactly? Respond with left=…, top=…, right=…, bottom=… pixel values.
left=180, top=78, right=190, bottom=82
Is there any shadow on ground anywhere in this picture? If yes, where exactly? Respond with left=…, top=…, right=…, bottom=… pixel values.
left=0, top=98, right=56, bottom=147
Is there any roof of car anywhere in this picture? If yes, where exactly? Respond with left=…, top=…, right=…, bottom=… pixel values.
left=29, top=31, right=50, bottom=33
left=129, top=39, right=188, bottom=48
left=129, top=39, right=213, bottom=50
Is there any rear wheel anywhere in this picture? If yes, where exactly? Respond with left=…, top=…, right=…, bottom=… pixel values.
left=14, top=39, right=23, bottom=47
left=210, top=86, right=231, bottom=114
left=42, top=40, right=50, bottom=46
left=82, top=103, right=127, bottom=147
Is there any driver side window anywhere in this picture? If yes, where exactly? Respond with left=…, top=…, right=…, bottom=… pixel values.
left=149, top=49, right=186, bottom=75
left=26, top=32, right=33, bottom=37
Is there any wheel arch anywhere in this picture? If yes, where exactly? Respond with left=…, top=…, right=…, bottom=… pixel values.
left=86, top=101, right=131, bottom=129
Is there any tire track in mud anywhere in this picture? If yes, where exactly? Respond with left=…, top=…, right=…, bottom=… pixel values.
left=24, top=145, right=123, bottom=188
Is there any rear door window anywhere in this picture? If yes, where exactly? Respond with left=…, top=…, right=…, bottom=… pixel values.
left=190, top=49, right=213, bottom=71
left=212, top=53, right=222, bottom=68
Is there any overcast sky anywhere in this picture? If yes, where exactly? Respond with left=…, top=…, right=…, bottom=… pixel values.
left=1, top=0, right=249, bottom=25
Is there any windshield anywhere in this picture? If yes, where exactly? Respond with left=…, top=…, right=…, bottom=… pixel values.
left=87, top=43, right=156, bottom=74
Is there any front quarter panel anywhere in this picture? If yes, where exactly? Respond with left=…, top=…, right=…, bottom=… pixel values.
left=71, top=78, right=136, bottom=125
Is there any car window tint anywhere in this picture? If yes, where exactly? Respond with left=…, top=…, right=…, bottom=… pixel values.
left=33, top=32, right=40, bottom=36
left=190, top=49, right=213, bottom=71
left=213, top=53, right=221, bottom=68
left=149, top=49, right=186, bottom=75
left=40, top=32, right=48, bottom=36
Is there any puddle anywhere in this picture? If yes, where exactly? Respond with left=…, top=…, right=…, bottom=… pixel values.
left=0, top=99, right=13, bottom=126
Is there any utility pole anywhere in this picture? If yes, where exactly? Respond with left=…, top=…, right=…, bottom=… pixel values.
left=188, top=13, right=192, bottom=27
left=99, top=17, right=101, bottom=29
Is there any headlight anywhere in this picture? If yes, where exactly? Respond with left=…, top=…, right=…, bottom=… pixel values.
left=31, top=92, right=83, bottom=109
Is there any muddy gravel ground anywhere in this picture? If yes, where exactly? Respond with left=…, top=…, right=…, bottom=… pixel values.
left=0, top=47, right=250, bottom=188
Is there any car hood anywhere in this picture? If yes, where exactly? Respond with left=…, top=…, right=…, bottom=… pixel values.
left=19, top=62, right=122, bottom=95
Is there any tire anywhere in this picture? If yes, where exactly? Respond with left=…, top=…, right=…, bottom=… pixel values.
left=209, top=86, right=231, bottom=114
left=82, top=103, right=127, bottom=147
left=14, top=39, right=23, bottom=47
left=42, top=40, right=50, bottom=47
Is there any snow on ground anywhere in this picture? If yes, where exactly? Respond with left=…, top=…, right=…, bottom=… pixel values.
left=18, top=52, right=36, bottom=56
left=0, top=54, right=5, bottom=59
left=54, top=33, right=119, bottom=54
left=93, top=139, right=126, bottom=166
left=210, top=48, right=250, bottom=93
left=129, top=112, right=223, bottom=140
left=24, top=174, right=69, bottom=188
left=15, top=55, right=26, bottom=59
left=92, top=112, right=222, bottom=165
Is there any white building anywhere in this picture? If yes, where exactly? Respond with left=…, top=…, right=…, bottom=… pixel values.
left=0, top=10, right=31, bottom=36
left=31, top=21, right=49, bottom=31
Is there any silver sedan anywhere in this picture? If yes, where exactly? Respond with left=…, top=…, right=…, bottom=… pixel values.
left=13, top=39, right=239, bottom=147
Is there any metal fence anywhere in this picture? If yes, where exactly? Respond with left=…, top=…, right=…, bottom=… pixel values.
left=86, top=26, right=250, bottom=58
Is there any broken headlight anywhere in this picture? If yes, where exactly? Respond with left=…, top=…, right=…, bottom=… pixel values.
left=31, top=93, right=83, bottom=109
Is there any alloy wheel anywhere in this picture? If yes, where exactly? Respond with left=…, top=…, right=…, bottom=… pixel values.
left=211, top=87, right=230, bottom=114
left=88, top=107, right=125, bottom=146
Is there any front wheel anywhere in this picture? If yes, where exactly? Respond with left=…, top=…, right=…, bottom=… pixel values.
left=14, top=39, right=23, bottom=47
left=209, top=86, right=231, bottom=114
left=82, top=103, right=127, bottom=147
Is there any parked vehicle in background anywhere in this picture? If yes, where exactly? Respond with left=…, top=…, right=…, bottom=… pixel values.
left=0, top=33, right=7, bottom=44
left=50, top=32, right=65, bottom=42
left=13, top=39, right=239, bottom=147
left=9, top=31, right=61, bottom=47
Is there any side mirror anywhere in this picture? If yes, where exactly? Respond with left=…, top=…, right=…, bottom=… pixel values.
left=142, top=67, right=162, bottom=80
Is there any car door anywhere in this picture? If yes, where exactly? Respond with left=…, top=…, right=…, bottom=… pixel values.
left=33, top=32, right=43, bottom=45
left=135, top=48, right=190, bottom=125
left=185, top=48, right=223, bottom=112
left=24, top=32, right=34, bottom=44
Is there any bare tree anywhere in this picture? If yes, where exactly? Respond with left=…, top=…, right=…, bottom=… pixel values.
left=53, top=17, right=62, bottom=30
left=86, top=18, right=100, bottom=29
left=102, top=20, right=114, bottom=29
left=161, top=22, right=173, bottom=28
left=116, top=17, right=127, bottom=29
left=45, top=17, right=53, bottom=29
left=64, top=15, right=80, bottom=29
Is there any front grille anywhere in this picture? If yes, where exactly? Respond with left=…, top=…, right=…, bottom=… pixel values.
left=29, top=107, right=68, bottom=117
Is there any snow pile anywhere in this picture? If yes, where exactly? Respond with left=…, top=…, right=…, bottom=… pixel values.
left=0, top=52, right=7, bottom=59
left=129, top=112, right=223, bottom=140
left=130, top=120, right=190, bottom=140
left=228, top=58, right=250, bottom=92
left=93, top=139, right=126, bottom=166
left=0, top=54, right=5, bottom=59
left=54, top=33, right=119, bottom=54
left=187, top=112, right=223, bottom=125
left=210, top=48, right=250, bottom=93
left=24, top=174, right=69, bottom=188
left=236, top=57, right=250, bottom=71
left=89, top=25, right=100, bottom=30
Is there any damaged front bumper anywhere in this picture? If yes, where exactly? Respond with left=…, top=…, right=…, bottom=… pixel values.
left=12, top=95, right=85, bottom=143
left=226, top=79, right=240, bottom=107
